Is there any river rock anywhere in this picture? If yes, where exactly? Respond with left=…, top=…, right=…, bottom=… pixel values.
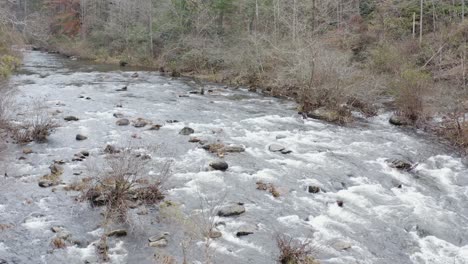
left=217, top=204, right=245, bottom=217
left=224, top=145, right=245, bottom=153
left=113, top=112, right=124, bottom=118
left=236, top=224, right=257, bottom=237
left=149, top=124, right=162, bottom=130
left=133, top=118, right=148, bottom=128
left=76, top=134, right=87, bottom=141
left=276, top=135, right=287, bottom=140
left=189, top=137, right=200, bottom=143
left=104, top=144, right=119, bottom=154
left=388, top=159, right=413, bottom=170
left=209, top=229, right=222, bottom=238
left=307, top=107, right=341, bottom=122
left=39, top=179, right=56, bottom=188
left=116, top=118, right=130, bottom=126
left=269, top=144, right=285, bottom=152
left=64, top=116, right=79, bottom=121
left=209, top=161, right=228, bottom=171
left=23, top=148, right=33, bottom=154
left=116, top=86, right=127, bottom=92
left=106, top=229, right=127, bottom=237
left=50, top=164, right=64, bottom=175
left=149, top=238, right=168, bottom=247
left=308, top=186, right=320, bottom=193
left=80, top=150, right=89, bottom=157
left=179, top=127, right=194, bottom=135
left=389, top=114, right=411, bottom=126
left=148, top=232, right=170, bottom=242
left=131, top=73, right=139, bottom=78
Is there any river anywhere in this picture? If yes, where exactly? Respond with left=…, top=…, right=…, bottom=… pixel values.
left=0, top=50, right=467, bottom=264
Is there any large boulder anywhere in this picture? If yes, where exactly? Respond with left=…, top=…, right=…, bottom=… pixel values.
left=307, top=107, right=341, bottom=123
left=217, top=204, right=246, bottom=217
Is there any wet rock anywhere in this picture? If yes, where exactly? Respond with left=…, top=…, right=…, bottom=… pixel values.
left=116, top=86, right=127, bottom=92
left=39, top=179, right=57, bottom=188
left=224, top=145, right=245, bottom=153
left=268, top=144, right=285, bottom=152
left=307, top=107, right=341, bottom=122
left=209, top=161, right=228, bottom=171
left=337, top=200, right=344, bottom=207
left=51, top=226, right=65, bottom=233
left=166, top=120, right=179, bottom=123
left=308, top=186, right=320, bottom=193
left=85, top=97, right=91, bottom=100
left=133, top=118, right=148, bottom=128
left=19, top=156, right=26, bottom=160
left=333, top=241, right=352, bottom=251
left=149, top=232, right=169, bottom=247
left=23, top=148, right=33, bottom=154
left=217, top=204, right=245, bottom=217
left=113, top=113, right=124, bottom=118
left=64, top=116, right=79, bottom=121
left=280, top=149, right=293, bottom=154
left=209, top=229, right=222, bottom=238
left=236, top=224, right=257, bottom=237
left=104, top=144, right=119, bottom=154
left=388, top=159, right=413, bottom=171
left=389, top=114, right=411, bottom=126
left=50, top=164, right=64, bottom=175
left=189, top=137, right=200, bottom=143
left=116, top=118, right=130, bottom=126
left=178, top=95, right=189, bottom=98
left=80, top=150, right=90, bottom=157
left=76, top=134, right=87, bottom=141
left=179, top=127, right=194, bottom=135
left=149, top=124, right=162, bottom=131
left=131, top=73, right=139, bottom=78
left=106, top=229, right=127, bottom=237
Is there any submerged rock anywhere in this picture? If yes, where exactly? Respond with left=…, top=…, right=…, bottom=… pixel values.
left=64, top=116, right=79, bottom=121
left=113, top=112, right=124, bottom=118
left=236, top=224, right=257, bottom=237
left=179, top=127, right=194, bottom=135
left=218, top=204, right=245, bottom=217
left=224, top=145, right=245, bottom=153
left=76, top=134, right=87, bottom=141
left=149, top=124, right=162, bottom=130
left=268, top=144, right=285, bottom=152
left=209, top=230, right=222, bottom=238
left=209, top=161, right=228, bottom=171
left=116, top=118, right=130, bottom=126
left=116, top=86, right=127, bottom=92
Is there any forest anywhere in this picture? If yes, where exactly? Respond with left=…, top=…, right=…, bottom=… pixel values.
left=1, top=1, right=468, bottom=146
left=1, top=1, right=468, bottom=264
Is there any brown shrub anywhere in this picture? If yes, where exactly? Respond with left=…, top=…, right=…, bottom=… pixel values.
left=51, top=237, right=67, bottom=249
left=83, top=146, right=172, bottom=222
left=276, top=234, right=319, bottom=264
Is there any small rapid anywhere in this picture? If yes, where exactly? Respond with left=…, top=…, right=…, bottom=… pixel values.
left=0, top=51, right=467, bottom=264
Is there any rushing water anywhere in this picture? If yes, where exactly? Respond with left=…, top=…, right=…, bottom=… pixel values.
left=1, top=51, right=468, bottom=264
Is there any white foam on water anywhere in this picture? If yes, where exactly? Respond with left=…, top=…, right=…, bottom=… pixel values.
left=221, top=231, right=264, bottom=253
left=108, top=240, right=128, bottom=263
left=66, top=243, right=98, bottom=263
left=0, top=242, right=8, bottom=252
left=409, top=232, right=468, bottom=264
left=22, top=215, right=52, bottom=230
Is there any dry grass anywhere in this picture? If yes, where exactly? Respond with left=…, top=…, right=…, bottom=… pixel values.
left=256, top=181, right=280, bottom=198
left=9, top=102, right=59, bottom=144
left=83, top=146, right=172, bottom=223
left=276, top=234, right=319, bottom=264
left=51, top=237, right=67, bottom=249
